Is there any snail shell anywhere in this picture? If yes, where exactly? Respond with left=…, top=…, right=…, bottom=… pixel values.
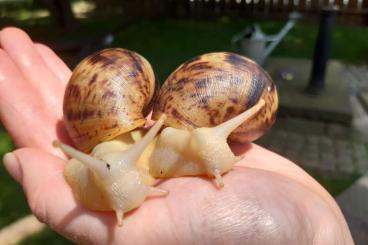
left=63, top=48, right=158, bottom=152
left=149, top=52, right=278, bottom=187
left=152, top=52, right=278, bottom=143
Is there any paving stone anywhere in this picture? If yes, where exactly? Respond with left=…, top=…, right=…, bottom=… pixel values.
left=285, top=143, right=303, bottom=152
left=326, top=124, right=353, bottom=139
left=300, top=150, right=319, bottom=169
left=335, top=140, right=353, bottom=156
left=268, top=144, right=284, bottom=155
left=305, top=135, right=319, bottom=146
left=343, top=65, right=368, bottom=94
left=274, top=118, right=325, bottom=135
left=336, top=155, right=356, bottom=174
left=283, top=150, right=300, bottom=163
left=262, top=130, right=288, bottom=151
left=257, top=128, right=368, bottom=175
left=302, top=143, right=319, bottom=156
left=255, top=135, right=272, bottom=147
left=319, top=152, right=336, bottom=171
left=273, top=130, right=288, bottom=141
left=265, top=58, right=353, bottom=124
left=257, top=62, right=368, bottom=176
left=353, top=143, right=368, bottom=173
left=356, top=157, right=368, bottom=173
left=287, top=132, right=305, bottom=148
left=333, top=140, right=355, bottom=173
left=319, top=136, right=334, bottom=154
left=254, top=89, right=368, bottom=175
left=352, top=143, right=367, bottom=157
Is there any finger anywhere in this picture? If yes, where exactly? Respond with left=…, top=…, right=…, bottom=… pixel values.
left=3, top=152, right=22, bottom=183
left=4, top=148, right=71, bottom=220
left=0, top=48, right=49, bottom=149
left=35, top=43, right=72, bottom=85
left=0, top=27, right=64, bottom=118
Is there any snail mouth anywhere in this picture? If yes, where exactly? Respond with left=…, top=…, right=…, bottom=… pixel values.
left=228, top=141, right=253, bottom=156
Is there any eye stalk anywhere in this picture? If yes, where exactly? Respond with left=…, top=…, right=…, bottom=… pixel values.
left=53, top=140, right=110, bottom=178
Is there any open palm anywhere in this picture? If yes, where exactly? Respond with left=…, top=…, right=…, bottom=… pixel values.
left=0, top=27, right=353, bottom=245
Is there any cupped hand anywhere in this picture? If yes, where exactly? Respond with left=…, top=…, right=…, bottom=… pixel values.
left=0, top=27, right=353, bottom=245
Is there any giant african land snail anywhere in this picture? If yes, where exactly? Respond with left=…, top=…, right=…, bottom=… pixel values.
left=54, top=49, right=278, bottom=225
left=149, top=52, right=278, bottom=187
left=54, top=48, right=166, bottom=226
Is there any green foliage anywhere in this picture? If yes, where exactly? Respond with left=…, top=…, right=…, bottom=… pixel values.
left=113, top=19, right=240, bottom=80
left=113, top=19, right=368, bottom=82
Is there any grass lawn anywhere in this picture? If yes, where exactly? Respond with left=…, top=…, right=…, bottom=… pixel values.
left=0, top=15, right=366, bottom=244
left=111, top=18, right=368, bottom=81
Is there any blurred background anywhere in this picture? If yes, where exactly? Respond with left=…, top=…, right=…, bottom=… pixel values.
left=0, top=0, right=367, bottom=244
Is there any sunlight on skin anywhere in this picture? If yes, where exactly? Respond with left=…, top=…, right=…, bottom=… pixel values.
left=0, top=27, right=354, bottom=244
left=34, top=43, right=72, bottom=85
left=234, top=143, right=351, bottom=232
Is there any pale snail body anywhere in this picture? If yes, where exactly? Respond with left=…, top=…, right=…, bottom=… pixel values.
left=55, top=48, right=167, bottom=226
left=149, top=52, right=278, bottom=187
left=63, top=130, right=156, bottom=211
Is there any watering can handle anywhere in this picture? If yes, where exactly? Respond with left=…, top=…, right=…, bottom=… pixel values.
left=262, top=11, right=302, bottom=64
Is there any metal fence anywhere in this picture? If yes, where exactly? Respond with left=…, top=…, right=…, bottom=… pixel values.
left=157, top=0, right=368, bottom=24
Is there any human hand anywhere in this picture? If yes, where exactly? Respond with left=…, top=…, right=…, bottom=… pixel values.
left=0, top=27, right=353, bottom=245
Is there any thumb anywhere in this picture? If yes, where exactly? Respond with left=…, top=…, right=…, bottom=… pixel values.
left=3, top=152, right=22, bottom=184
left=3, top=148, right=72, bottom=226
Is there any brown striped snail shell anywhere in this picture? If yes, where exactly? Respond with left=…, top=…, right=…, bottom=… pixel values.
left=149, top=52, right=278, bottom=187
left=63, top=48, right=158, bottom=153
left=152, top=52, right=278, bottom=143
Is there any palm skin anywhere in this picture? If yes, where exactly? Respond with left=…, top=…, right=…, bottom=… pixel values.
left=0, top=27, right=353, bottom=245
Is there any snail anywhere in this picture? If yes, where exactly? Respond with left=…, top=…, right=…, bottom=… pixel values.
left=149, top=52, right=278, bottom=188
left=54, top=49, right=278, bottom=225
left=54, top=48, right=167, bottom=226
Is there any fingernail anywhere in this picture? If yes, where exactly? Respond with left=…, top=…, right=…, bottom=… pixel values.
left=3, top=151, right=17, bottom=164
left=3, top=152, right=22, bottom=183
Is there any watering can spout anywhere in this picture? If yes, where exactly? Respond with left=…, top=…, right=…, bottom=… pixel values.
left=233, top=11, right=301, bottom=65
